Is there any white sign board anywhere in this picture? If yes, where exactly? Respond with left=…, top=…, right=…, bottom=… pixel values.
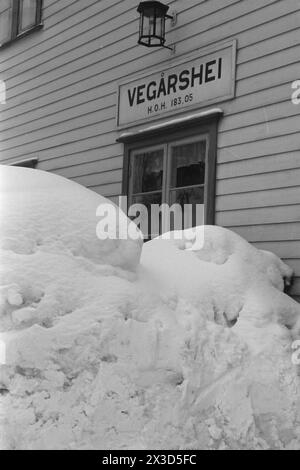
left=117, top=41, right=236, bottom=128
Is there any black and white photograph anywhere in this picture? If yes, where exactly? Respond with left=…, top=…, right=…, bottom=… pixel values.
left=0, top=0, right=300, bottom=453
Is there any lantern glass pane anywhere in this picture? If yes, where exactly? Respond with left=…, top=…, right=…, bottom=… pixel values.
left=143, top=15, right=155, bottom=37
left=156, top=16, right=164, bottom=38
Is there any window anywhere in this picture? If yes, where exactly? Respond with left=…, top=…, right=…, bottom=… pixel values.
left=119, top=111, right=221, bottom=238
left=0, top=0, right=42, bottom=47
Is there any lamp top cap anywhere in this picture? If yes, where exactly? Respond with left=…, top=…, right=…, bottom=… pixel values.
left=137, top=1, right=170, bottom=15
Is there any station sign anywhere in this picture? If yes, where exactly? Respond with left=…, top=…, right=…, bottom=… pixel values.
left=117, top=41, right=236, bottom=127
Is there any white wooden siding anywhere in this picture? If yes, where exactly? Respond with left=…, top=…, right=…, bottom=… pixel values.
left=0, top=0, right=299, bottom=298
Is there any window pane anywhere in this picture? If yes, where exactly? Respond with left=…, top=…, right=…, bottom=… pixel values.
left=19, top=0, right=37, bottom=32
left=0, top=0, right=12, bottom=45
left=170, top=186, right=204, bottom=206
left=170, top=187, right=205, bottom=229
left=132, top=148, right=164, bottom=194
left=132, top=192, right=162, bottom=239
left=132, top=192, right=162, bottom=207
left=170, top=140, right=206, bottom=188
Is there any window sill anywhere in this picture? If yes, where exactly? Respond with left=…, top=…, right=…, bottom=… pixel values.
left=0, top=23, right=43, bottom=50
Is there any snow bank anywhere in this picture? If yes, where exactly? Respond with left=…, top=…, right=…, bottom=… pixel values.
left=0, top=165, right=142, bottom=270
left=1, top=166, right=300, bottom=450
left=141, top=226, right=300, bottom=344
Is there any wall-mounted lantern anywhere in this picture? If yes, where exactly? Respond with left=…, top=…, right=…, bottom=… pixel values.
left=137, top=1, right=176, bottom=51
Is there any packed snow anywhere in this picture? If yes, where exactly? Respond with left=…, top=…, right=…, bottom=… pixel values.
left=0, top=165, right=300, bottom=450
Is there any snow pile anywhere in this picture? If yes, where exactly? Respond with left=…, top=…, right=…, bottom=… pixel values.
left=0, top=165, right=142, bottom=270
left=141, top=227, right=300, bottom=349
left=1, top=165, right=300, bottom=450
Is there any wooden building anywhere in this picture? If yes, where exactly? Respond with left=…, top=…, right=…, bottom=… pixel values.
left=0, top=0, right=299, bottom=300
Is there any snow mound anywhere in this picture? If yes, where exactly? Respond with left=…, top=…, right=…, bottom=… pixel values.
left=141, top=226, right=300, bottom=342
left=0, top=165, right=142, bottom=270
left=1, top=166, right=300, bottom=450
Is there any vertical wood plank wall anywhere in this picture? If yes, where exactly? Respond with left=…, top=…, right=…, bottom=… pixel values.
left=0, top=0, right=299, bottom=299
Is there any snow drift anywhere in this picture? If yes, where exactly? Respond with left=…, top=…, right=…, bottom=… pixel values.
left=0, top=165, right=142, bottom=270
left=0, top=165, right=300, bottom=450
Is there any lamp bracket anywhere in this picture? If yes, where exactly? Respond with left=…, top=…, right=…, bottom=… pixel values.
left=169, top=10, right=177, bottom=27
left=164, top=43, right=176, bottom=54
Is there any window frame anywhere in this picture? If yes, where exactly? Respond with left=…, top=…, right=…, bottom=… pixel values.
left=129, top=136, right=209, bottom=206
left=118, top=112, right=221, bottom=226
left=0, top=0, right=43, bottom=48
